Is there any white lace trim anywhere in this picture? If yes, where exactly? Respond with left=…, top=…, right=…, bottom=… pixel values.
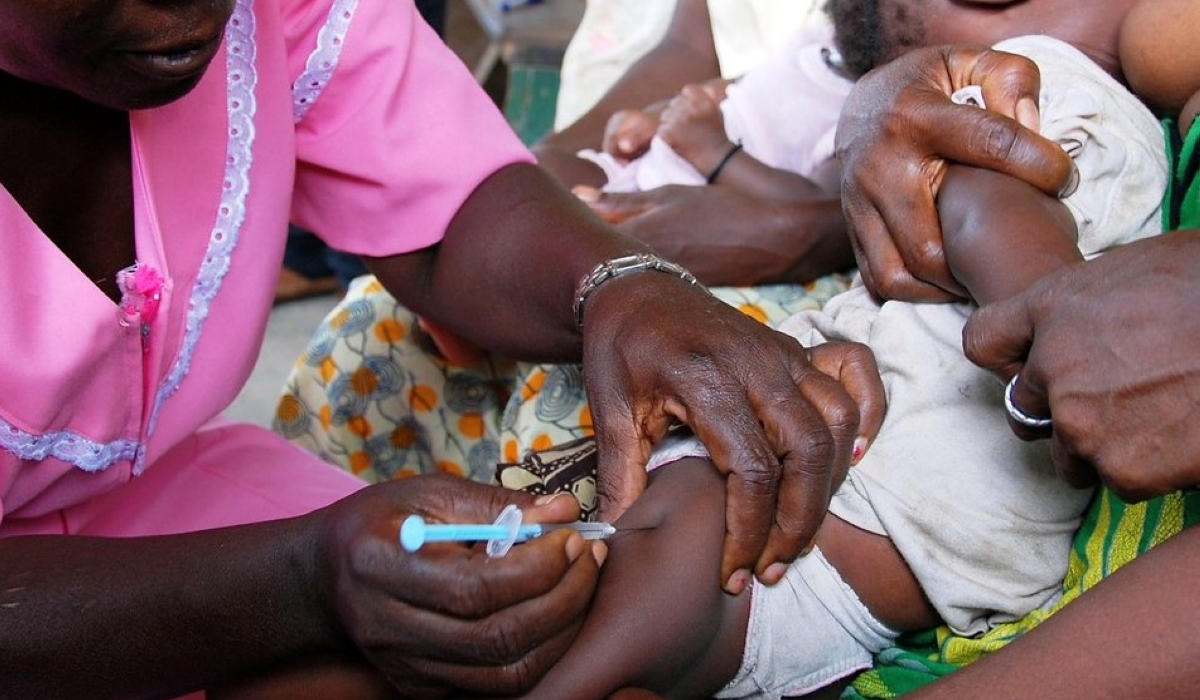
left=0, top=0, right=259, bottom=475
left=292, top=0, right=359, bottom=124
left=0, top=424, right=141, bottom=473
left=140, top=0, right=258, bottom=473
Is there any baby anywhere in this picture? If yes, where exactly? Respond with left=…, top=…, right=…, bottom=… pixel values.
left=494, top=0, right=1168, bottom=698
left=559, top=19, right=854, bottom=200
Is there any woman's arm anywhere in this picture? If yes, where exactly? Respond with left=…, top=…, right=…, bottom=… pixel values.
left=0, top=518, right=335, bottom=699
left=368, top=161, right=887, bottom=593
left=364, top=163, right=637, bottom=363
left=905, top=525, right=1200, bottom=699
left=576, top=184, right=853, bottom=287
left=0, top=478, right=600, bottom=699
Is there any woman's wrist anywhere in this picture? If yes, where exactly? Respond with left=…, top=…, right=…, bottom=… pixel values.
left=573, top=253, right=708, bottom=329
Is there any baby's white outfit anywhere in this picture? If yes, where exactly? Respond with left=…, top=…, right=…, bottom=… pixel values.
left=650, top=35, right=1168, bottom=699
left=554, top=0, right=829, bottom=130
left=578, top=20, right=854, bottom=191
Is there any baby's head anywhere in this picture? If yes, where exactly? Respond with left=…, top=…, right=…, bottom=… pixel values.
left=824, top=0, right=924, bottom=78
left=825, top=0, right=1036, bottom=78
left=825, top=0, right=1141, bottom=79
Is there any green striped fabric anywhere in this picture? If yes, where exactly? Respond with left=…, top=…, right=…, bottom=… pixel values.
left=846, top=489, right=1200, bottom=698
left=1169, top=117, right=1200, bottom=230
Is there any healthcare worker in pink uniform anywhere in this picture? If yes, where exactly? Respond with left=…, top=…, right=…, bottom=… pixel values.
left=0, top=0, right=884, bottom=696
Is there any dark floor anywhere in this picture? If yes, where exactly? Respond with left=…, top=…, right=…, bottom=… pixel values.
left=446, top=0, right=584, bottom=142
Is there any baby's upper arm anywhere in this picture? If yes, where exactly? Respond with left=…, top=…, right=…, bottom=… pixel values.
left=1119, top=0, right=1200, bottom=119
left=515, top=460, right=750, bottom=700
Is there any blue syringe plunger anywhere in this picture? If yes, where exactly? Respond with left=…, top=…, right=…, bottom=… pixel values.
left=399, top=504, right=615, bottom=557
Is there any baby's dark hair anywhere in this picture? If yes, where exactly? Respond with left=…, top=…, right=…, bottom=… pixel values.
left=824, top=0, right=925, bottom=78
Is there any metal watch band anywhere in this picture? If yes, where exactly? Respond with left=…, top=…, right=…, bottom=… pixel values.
left=572, top=253, right=706, bottom=329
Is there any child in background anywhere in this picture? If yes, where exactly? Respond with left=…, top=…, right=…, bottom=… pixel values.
left=546, top=21, right=854, bottom=202
left=492, top=1, right=1167, bottom=698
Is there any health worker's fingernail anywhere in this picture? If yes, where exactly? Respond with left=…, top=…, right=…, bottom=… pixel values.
left=591, top=541, right=609, bottom=567
left=851, top=436, right=869, bottom=464
left=724, top=569, right=751, bottom=595
left=762, top=562, right=789, bottom=584
left=1058, top=161, right=1080, bottom=199
left=1015, top=96, right=1040, bottom=132
left=565, top=532, right=587, bottom=562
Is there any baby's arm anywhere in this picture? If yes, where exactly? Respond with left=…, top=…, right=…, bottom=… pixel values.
left=657, top=83, right=829, bottom=201
left=515, top=457, right=938, bottom=700
left=515, top=459, right=749, bottom=700
left=937, top=165, right=1082, bottom=306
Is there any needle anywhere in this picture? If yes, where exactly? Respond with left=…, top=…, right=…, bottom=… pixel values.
left=399, top=504, right=616, bottom=557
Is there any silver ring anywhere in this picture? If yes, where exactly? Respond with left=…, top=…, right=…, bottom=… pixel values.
left=1004, top=376, right=1052, bottom=429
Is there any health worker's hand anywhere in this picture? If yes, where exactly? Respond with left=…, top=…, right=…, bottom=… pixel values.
left=573, top=184, right=851, bottom=289
left=836, top=45, right=1074, bottom=302
left=313, top=475, right=605, bottom=699
left=581, top=273, right=885, bottom=595
left=963, top=232, right=1200, bottom=501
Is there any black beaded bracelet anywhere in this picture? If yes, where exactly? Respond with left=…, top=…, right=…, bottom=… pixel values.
left=706, top=141, right=744, bottom=184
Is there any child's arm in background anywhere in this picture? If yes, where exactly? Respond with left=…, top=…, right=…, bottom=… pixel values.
left=603, top=78, right=733, bottom=162
left=657, top=82, right=830, bottom=201
left=938, top=165, right=1083, bottom=307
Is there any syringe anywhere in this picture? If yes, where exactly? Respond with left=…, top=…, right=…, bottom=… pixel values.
left=399, top=504, right=616, bottom=557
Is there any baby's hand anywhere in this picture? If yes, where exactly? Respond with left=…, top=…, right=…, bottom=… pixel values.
left=416, top=316, right=486, bottom=365
left=602, top=108, right=661, bottom=161
left=657, top=82, right=731, bottom=175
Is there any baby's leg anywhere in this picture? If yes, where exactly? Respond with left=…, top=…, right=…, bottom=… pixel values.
left=816, top=515, right=939, bottom=632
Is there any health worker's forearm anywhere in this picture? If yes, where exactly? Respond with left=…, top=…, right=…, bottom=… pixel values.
left=367, top=163, right=655, bottom=363
left=0, top=516, right=339, bottom=699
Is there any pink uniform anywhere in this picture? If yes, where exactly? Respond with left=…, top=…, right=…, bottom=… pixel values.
left=0, top=0, right=531, bottom=537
